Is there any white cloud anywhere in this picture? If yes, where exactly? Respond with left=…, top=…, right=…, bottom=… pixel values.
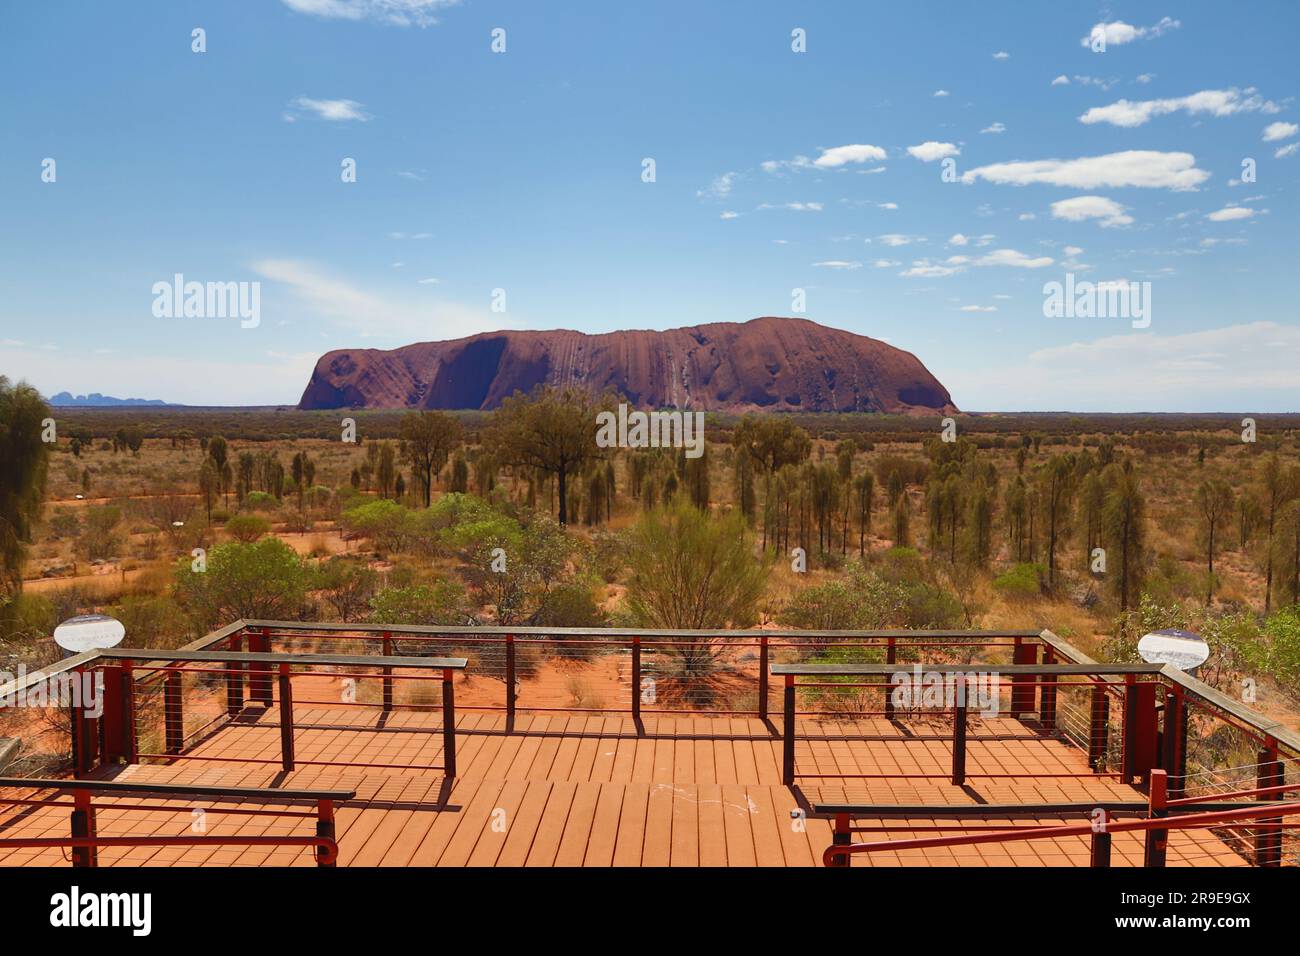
left=1206, top=205, right=1256, bottom=222
left=980, top=122, right=1006, bottom=134
left=1079, top=88, right=1280, bottom=128
left=813, top=144, right=888, bottom=168
left=907, top=141, right=960, bottom=162
left=992, top=51, right=1010, bottom=60
left=1080, top=17, right=1180, bottom=48
left=1276, top=143, right=1300, bottom=159
left=960, top=150, right=1208, bottom=190
left=1136, top=73, right=1155, bottom=84
left=948, top=233, right=969, bottom=246
left=698, top=171, right=736, bottom=200
left=417, top=277, right=442, bottom=284
left=901, top=262, right=962, bottom=278
left=286, top=97, right=371, bottom=121
left=280, top=0, right=459, bottom=28
left=1050, top=195, right=1134, bottom=227
left=812, top=260, right=863, bottom=270
left=720, top=210, right=739, bottom=220
left=900, top=248, right=1052, bottom=278
left=878, top=234, right=923, bottom=247
left=873, top=259, right=901, bottom=268
left=933, top=90, right=950, bottom=98
left=1018, top=212, right=1037, bottom=221
left=1263, top=121, right=1299, bottom=142
left=1051, top=75, right=1070, bottom=86
left=972, top=249, right=1054, bottom=268
left=252, top=258, right=497, bottom=340
left=758, top=202, right=823, bottom=212
left=1063, top=245, right=1084, bottom=257
left=959, top=305, right=997, bottom=313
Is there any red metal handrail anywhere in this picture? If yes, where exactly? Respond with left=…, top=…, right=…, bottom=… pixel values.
left=823, top=800, right=1300, bottom=867
left=0, top=779, right=351, bottom=867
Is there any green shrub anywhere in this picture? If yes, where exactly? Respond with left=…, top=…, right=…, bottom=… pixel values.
left=225, top=513, right=271, bottom=543
left=992, top=563, right=1042, bottom=602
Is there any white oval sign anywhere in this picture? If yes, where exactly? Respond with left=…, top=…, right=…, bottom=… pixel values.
left=53, top=614, right=126, bottom=653
left=1137, top=629, right=1209, bottom=673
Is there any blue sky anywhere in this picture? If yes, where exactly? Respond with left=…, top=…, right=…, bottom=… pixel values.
left=1, top=0, right=1297, bottom=411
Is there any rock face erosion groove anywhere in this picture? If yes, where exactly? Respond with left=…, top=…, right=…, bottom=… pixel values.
left=297, top=316, right=957, bottom=415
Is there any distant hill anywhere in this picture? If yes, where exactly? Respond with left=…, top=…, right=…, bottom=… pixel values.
left=298, top=316, right=957, bottom=415
left=48, top=392, right=173, bottom=407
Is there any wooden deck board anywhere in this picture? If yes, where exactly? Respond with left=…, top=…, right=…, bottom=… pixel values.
left=0, top=710, right=1252, bottom=868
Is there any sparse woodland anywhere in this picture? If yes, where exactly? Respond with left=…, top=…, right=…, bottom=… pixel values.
left=4, top=380, right=1300, bottom=723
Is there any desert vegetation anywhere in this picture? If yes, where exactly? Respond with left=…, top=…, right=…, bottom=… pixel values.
left=3, top=380, right=1300, bottom=726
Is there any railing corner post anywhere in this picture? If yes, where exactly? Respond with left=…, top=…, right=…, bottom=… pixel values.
left=829, top=812, right=851, bottom=868
left=505, top=633, right=517, bottom=720
left=442, top=667, right=457, bottom=778
left=1144, top=768, right=1168, bottom=868
left=782, top=674, right=796, bottom=787
left=70, top=789, right=97, bottom=868
left=1256, top=742, right=1283, bottom=867
left=631, top=636, right=642, bottom=725
left=316, top=799, right=337, bottom=868
left=278, top=662, right=294, bottom=772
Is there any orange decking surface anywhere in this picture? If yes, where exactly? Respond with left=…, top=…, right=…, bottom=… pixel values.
left=0, top=708, right=1248, bottom=867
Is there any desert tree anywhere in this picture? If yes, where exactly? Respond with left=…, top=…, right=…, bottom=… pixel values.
left=891, top=494, right=910, bottom=548
left=449, top=454, right=469, bottom=493
left=0, top=378, right=50, bottom=606
left=731, top=416, right=811, bottom=550
left=377, top=442, right=396, bottom=499
left=1078, top=470, right=1105, bottom=561
left=1261, top=456, right=1299, bottom=611
left=853, top=472, right=874, bottom=556
left=400, top=410, right=463, bottom=507
left=1101, top=467, right=1146, bottom=611
left=1195, top=477, right=1234, bottom=605
left=482, top=387, right=612, bottom=526
left=198, top=459, right=220, bottom=523
left=1276, top=500, right=1300, bottom=607
left=1036, top=454, right=1076, bottom=589
left=1004, top=476, right=1029, bottom=562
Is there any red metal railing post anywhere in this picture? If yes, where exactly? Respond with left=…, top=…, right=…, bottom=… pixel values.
left=249, top=626, right=273, bottom=705
left=1123, top=678, right=1159, bottom=786
left=316, top=799, right=337, bottom=867
left=782, top=675, right=796, bottom=786
left=631, top=636, right=642, bottom=724
left=442, top=668, right=457, bottom=778
left=381, top=631, right=393, bottom=713
left=70, top=789, right=97, bottom=868
left=278, top=663, right=295, bottom=772
left=100, top=661, right=136, bottom=765
left=1144, top=768, right=1168, bottom=867
left=226, top=632, right=245, bottom=715
left=1090, top=812, right=1112, bottom=867
left=70, top=667, right=100, bottom=778
left=951, top=678, right=968, bottom=786
left=164, top=670, right=184, bottom=755
left=829, top=812, right=851, bottom=868
left=1256, top=741, right=1283, bottom=867
left=1039, top=647, right=1057, bottom=728
left=505, top=633, right=516, bottom=721
left=1161, top=689, right=1186, bottom=799
left=884, top=635, right=897, bottom=720
left=757, top=635, right=769, bottom=720
left=1088, top=681, right=1109, bottom=771
left=1010, top=638, right=1037, bottom=717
